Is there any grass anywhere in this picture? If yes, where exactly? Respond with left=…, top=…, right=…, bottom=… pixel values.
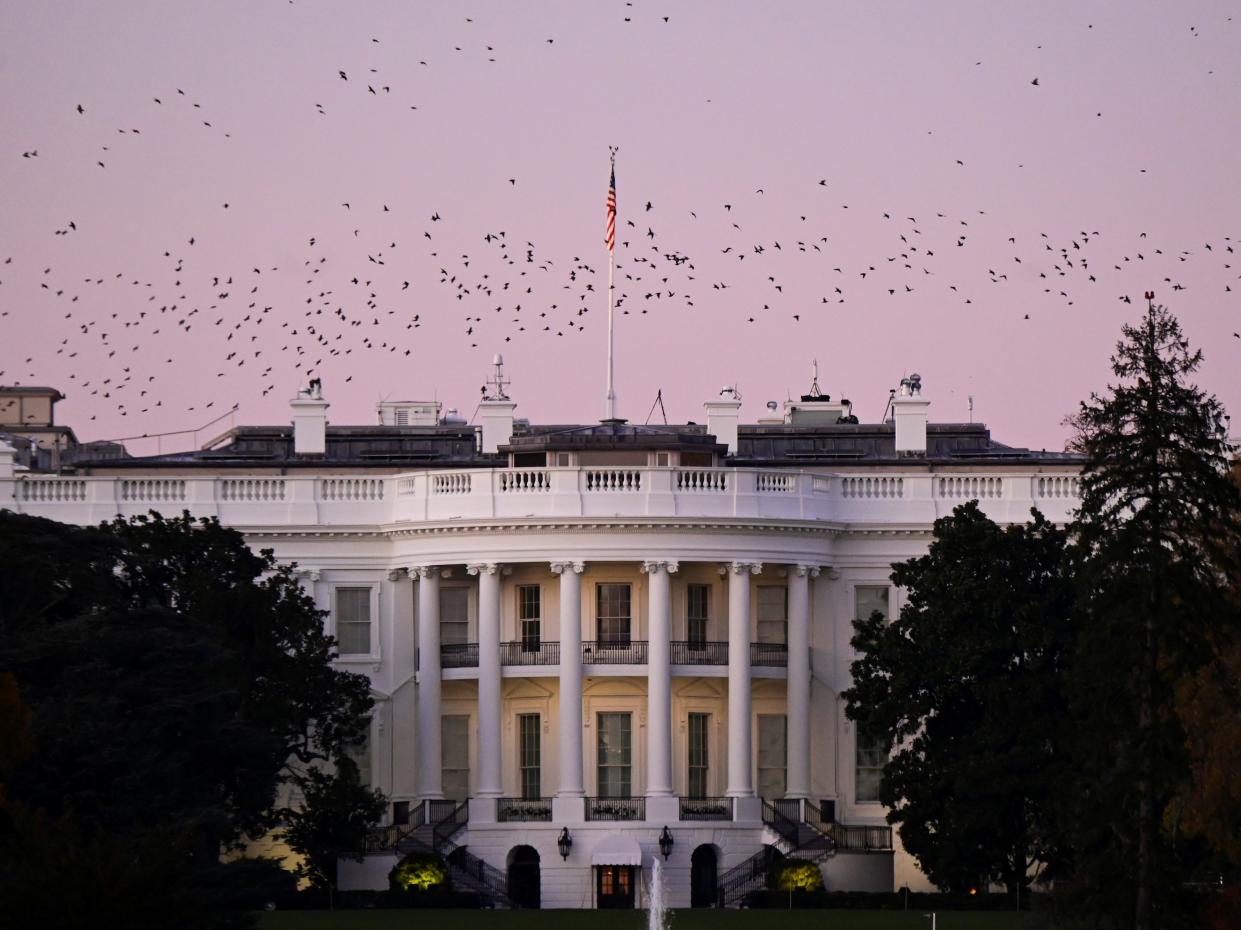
left=259, top=909, right=1054, bottom=930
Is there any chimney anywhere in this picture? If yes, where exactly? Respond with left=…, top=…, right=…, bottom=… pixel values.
left=891, top=373, right=929, bottom=456
left=705, top=387, right=743, bottom=455
left=479, top=354, right=516, bottom=455
left=290, top=379, right=329, bottom=456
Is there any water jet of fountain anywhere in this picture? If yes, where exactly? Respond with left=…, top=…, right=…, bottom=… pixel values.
left=647, top=857, right=667, bottom=930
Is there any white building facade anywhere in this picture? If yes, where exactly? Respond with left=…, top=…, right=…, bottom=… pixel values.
left=0, top=376, right=1083, bottom=908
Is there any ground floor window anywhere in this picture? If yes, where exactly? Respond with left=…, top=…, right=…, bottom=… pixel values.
left=855, top=723, right=887, bottom=803
left=596, top=865, right=635, bottom=908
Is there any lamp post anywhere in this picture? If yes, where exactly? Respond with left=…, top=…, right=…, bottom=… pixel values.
left=557, top=827, right=573, bottom=861
left=657, top=826, right=674, bottom=860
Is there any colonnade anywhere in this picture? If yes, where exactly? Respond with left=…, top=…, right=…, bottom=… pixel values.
left=409, top=559, right=820, bottom=819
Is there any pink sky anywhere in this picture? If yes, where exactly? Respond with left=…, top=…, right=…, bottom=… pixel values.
left=2, top=1, right=1239, bottom=455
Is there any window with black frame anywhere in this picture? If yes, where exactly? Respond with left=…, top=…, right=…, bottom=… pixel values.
left=687, top=712, right=709, bottom=797
left=518, top=713, right=541, bottom=800
left=596, top=583, right=631, bottom=646
left=687, top=583, right=710, bottom=647
left=518, top=584, right=541, bottom=651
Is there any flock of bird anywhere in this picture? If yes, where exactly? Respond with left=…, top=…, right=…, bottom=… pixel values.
left=2, top=5, right=1238, bottom=441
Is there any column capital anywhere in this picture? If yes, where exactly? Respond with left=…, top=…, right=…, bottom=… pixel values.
left=549, top=560, right=585, bottom=575
left=640, top=560, right=679, bottom=575
left=794, top=564, right=822, bottom=578
left=467, top=562, right=500, bottom=576
left=293, top=567, right=321, bottom=583
left=386, top=568, right=406, bottom=582
left=409, top=565, right=440, bottom=579
left=723, top=561, right=762, bottom=576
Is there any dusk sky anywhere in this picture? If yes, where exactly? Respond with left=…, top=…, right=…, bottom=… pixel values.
left=3, top=1, right=1239, bottom=454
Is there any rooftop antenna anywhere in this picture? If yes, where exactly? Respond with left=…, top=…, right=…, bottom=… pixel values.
left=968, top=395, right=974, bottom=423
left=483, top=353, right=510, bottom=400
left=645, top=388, right=668, bottom=425
left=809, top=359, right=823, bottom=397
left=603, top=145, right=620, bottom=421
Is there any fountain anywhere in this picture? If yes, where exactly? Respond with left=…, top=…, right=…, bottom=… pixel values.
left=647, top=857, right=667, bottom=930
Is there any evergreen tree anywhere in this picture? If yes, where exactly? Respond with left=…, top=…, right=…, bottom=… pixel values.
left=845, top=502, right=1075, bottom=896
left=1065, top=300, right=1241, bottom=929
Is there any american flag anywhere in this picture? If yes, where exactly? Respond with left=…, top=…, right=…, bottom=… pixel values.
left=605, top=164, right=616, bottom=253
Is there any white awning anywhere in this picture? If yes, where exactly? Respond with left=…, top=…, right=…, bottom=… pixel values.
left=590, top=833, right=643, bottom=866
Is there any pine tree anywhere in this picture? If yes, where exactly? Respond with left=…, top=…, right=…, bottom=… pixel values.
left=1066, top=299, right=1241, bottom=929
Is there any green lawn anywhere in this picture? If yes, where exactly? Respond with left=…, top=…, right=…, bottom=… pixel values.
left=259, top=910, right=1054, bottom=930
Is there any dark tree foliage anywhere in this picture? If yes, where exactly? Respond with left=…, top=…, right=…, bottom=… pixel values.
left=0, top=509, right=378, bottom=924
left=845, top=502, right=1075, bottom=896
left=278, top=755, right=387, bottom=902
left=1065, top=302, right=1241, bottom=930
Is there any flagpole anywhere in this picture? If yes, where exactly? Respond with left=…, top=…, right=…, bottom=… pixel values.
left=605, top=146, right=618, bottom=421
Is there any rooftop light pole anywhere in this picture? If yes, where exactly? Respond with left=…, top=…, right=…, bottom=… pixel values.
left=604, top=146, right=619, bottom=422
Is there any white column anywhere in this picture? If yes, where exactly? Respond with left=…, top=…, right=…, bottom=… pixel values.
left=552, top=561, right=586, bottom=805
left=786, top=564, right=819, bottom=800
left=643, top=560, right=677, bottom=803
left=727, top=561, right=761, bottom=799
left=469, top=563, right=503, bottom=799
left=414, top=565, right=443, bottom=800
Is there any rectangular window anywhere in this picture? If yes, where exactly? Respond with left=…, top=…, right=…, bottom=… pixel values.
left=519, top=714, right=541, bottom=800
left=855, top=586, right=890, bottom=623
left=596, top=583, right=632, bottom=646
left=440, top=587, right=470, bottom=646
left=687, top=713, right=709, bottom=798
left=335, top=587, right=372, bottom=655
left=518, top=585, right=541, bottom=650
left=442, top=715, right=470, bottom=802
left=687, top=584, right=710, bottom=646
left=757, top=586, right=788, bottom=644
left=596, top=712, right=632, bottom=799
left=346, top=724, right=372, bottom=788
left=757, top=714, right=787, bottom=801
left=855, top=724, right=887, bottom=803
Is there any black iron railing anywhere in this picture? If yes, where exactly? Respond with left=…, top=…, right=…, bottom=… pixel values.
left=431, top=800, right=469, bottom=848
left=716, top=845, right=782, bottom=908
left=500, top=641, right=560, bottom=666
left=750, top=642, right=789, bottom=667
left=582, top=640, right=648, bottom=664
left=441, top=642, right=479, bottom=668
left=670, top=640, right=728, bottom=665
left=497, top=797, right=553, bottom=822
left=804, top=799, right=893, bottom=851
left=679, top=796, right=734, bottom=821
left=585, top=796, right=646, bottom=821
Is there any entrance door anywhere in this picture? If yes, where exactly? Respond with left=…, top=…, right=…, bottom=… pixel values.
left=507, top=845, right=540, bottom=909
left=596, top=865, right=636, bottom=908
left=690, top=845, right=719, bottom=908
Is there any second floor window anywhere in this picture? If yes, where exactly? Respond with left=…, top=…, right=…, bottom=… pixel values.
left=518, top=585, right=541, bottom=650
left=440, top=587, right=469, bottom=645
left=757, top=586, right=788, bottom=644
left=335, top=587, right=372, bottom=655
left=596, top=583, right=632, bottom=645
left=597, top=712, right=632, bottom=798
left=687, top=584, right=710, bottom=646
left=687, top=712, right=710, bottom=797
left=519, top=714, right=541, bottom=800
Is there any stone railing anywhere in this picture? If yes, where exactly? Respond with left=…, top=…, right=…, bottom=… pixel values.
left=4, top=465, right=1082, bottom=528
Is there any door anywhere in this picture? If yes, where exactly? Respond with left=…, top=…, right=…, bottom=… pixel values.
left=507, top=846, right=540, bottom=909
left=690, top=845, right=719, bottom=908
left=596, top=865, right=635, bottom=908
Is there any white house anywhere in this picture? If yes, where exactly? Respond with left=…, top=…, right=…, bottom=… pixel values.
left=0, top=368, right=1083, bottom=909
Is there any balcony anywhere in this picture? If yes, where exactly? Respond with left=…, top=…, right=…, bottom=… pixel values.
left=679, top=796, right=734, bottom=821
left=441, top=642, right=479, bottom=668
left=496, top=797, right=553, bottom=822
left=585, top=797, right=646, bottom=822
left=670, top=640, right=728, bottom=665
left=749, top=643, right=789, bottom=667
left=582, top=639, right=648, bottom=665
left=500, top=640, right=560, bottom=666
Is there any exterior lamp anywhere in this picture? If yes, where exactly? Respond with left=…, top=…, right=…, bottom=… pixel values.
left=557, top=827, right=573, bottom=861
left=658, top=826, right=674, bottom=860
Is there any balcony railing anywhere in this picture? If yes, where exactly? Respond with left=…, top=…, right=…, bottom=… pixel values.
left=500, top=641, right=560, bottom=666
left=496, top=797, right=553, bottom=822
left=441, top=642, right=479, bottom=668
left=585, top=797, right=646, bottom=821
left=679, top=796, right=734, bottom=821
left=582, top=639, right=649, bottom=665
left=750, top=642, right=789, bottom=667
left=670, top=640, right=728, bottom=665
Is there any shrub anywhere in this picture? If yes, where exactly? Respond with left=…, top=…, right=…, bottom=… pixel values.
left=389, top=852, right=450, bottom=892
left=769, top=859, right=825, bottom=892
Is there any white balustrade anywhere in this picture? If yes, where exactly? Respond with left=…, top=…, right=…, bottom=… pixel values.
left=756, top=472, right=794, bottom=493
left=937, top=476, right=1003, bottom=500
left=1037, top=476, right=1081, bottom=498
left=320, top=477, right=385, bottom=501
left=811, top=475, right=831, bottom=493
left=583, top=468, right=642, bottom=492
left=675, top=469, right=727, bottom=492
left=119, top=478, right=187, bottom=502
left=396, top=477, right=418, bottom=496
left=432, top=472, right=472, bottom=495
left=841, top=476, right=904, bottom=499
left=19, top=477, right=87, bottom=502
left=219, top=478, right=286, bottom=501
left=498, top=469, right=550, bottom=493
